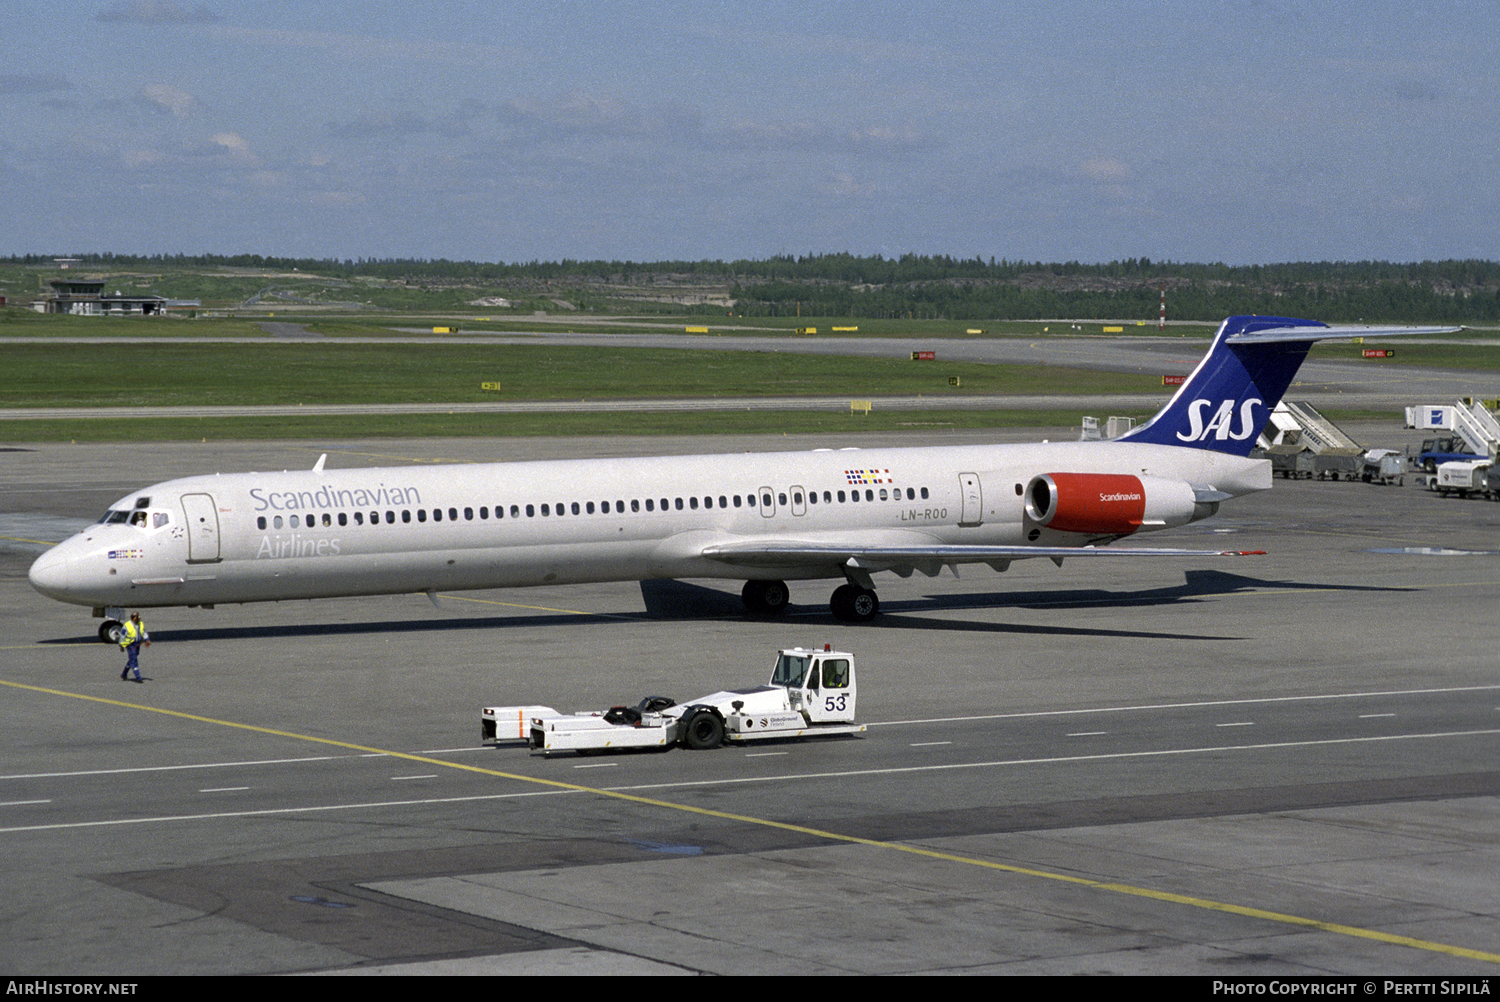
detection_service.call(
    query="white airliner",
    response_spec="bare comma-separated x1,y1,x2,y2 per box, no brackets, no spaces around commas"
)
29,315,1452,641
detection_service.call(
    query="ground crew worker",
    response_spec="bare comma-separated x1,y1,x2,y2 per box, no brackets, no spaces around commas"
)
119,612,150,682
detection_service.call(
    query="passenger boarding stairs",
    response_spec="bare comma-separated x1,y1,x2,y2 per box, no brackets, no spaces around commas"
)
1452,399,1500,459
1404,399,1500,460
1258,401,1366,480
1260,401,1361,452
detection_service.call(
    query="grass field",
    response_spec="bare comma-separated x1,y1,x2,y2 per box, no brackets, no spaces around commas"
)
2,303,1491,442
3,341,1157,409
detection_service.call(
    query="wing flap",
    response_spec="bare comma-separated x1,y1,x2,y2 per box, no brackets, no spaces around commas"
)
701,540,1265,569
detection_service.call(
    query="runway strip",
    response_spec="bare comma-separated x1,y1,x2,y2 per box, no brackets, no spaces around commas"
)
5,675,1498,967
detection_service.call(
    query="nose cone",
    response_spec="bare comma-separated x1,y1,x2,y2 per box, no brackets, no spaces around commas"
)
28,545,80,604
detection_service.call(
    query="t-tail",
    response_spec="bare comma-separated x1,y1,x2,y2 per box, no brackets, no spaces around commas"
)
1119,314,1460,457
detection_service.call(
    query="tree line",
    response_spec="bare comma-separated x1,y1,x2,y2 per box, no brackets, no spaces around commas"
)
7,252,1498,322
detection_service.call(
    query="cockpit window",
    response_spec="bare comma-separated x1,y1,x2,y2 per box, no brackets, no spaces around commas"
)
153,512,170,529
101,510,131,524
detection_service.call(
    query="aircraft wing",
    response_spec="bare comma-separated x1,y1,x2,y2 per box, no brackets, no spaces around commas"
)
700,539,1264,576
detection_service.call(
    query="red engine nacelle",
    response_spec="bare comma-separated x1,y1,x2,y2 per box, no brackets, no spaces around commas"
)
1024,473,1201,535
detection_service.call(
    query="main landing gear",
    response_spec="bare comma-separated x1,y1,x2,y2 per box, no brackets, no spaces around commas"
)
741,579,790,617
739,579,881,623
830,583,879,622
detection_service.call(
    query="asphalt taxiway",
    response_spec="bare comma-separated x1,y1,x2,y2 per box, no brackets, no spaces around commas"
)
2,426,1499,975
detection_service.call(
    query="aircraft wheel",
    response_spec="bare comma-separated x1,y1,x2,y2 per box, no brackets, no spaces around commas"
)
741,579,789,616
831,584,879,622
681,709,724,750
98,619,123,645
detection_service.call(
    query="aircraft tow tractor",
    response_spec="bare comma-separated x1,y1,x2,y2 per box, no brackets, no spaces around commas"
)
482,645,866,756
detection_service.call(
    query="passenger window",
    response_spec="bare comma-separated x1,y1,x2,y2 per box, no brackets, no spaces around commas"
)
418,510,428,522
690,497,699,510
354,512,364,525
570,502,579,515
646,499,655,512
675,498,684,510
257,516,267,529
401,510,411,523
587,501,595,514
879,489,888,501
385,511,395,523
921,487,929,499
290,515,300,528
338,512,347,526
631,500,640,512
274,516,284,529
467,507,475,520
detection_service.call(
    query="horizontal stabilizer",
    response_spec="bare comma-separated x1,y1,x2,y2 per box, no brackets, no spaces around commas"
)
1225,324,1459,344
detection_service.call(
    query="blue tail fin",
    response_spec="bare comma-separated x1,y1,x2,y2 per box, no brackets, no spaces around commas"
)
1119,315,1328,456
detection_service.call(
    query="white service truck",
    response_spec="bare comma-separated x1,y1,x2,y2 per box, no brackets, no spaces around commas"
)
482,645,866,756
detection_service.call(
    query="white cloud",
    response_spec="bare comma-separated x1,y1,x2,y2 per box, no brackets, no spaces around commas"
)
138,83,199,117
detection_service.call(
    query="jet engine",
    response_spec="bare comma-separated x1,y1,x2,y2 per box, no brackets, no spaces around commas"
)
1023,473,1206,535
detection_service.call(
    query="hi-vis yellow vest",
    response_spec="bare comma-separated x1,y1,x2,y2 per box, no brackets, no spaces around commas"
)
120,620,144,648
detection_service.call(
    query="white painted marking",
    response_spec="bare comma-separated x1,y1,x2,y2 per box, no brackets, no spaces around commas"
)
745,751,789,757
1359,713,1396,719
0,753,374,781
572,762,618,770
0,789,580,833
1066,732,1107,737
1,799,52,806
391,774,438,781
199,787,249,793
0,748,488,782
1216,722,1255,728
869,685,1500,728
605,729,1500,795
11,728,1497,834
909,741,953,747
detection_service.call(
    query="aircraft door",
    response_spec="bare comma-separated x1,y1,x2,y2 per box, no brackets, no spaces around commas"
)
758,486,776,518
790,485,806,516
180,493,221,562
959,472,983,527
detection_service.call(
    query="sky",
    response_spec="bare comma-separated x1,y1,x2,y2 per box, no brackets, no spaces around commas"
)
2,0,1496,266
